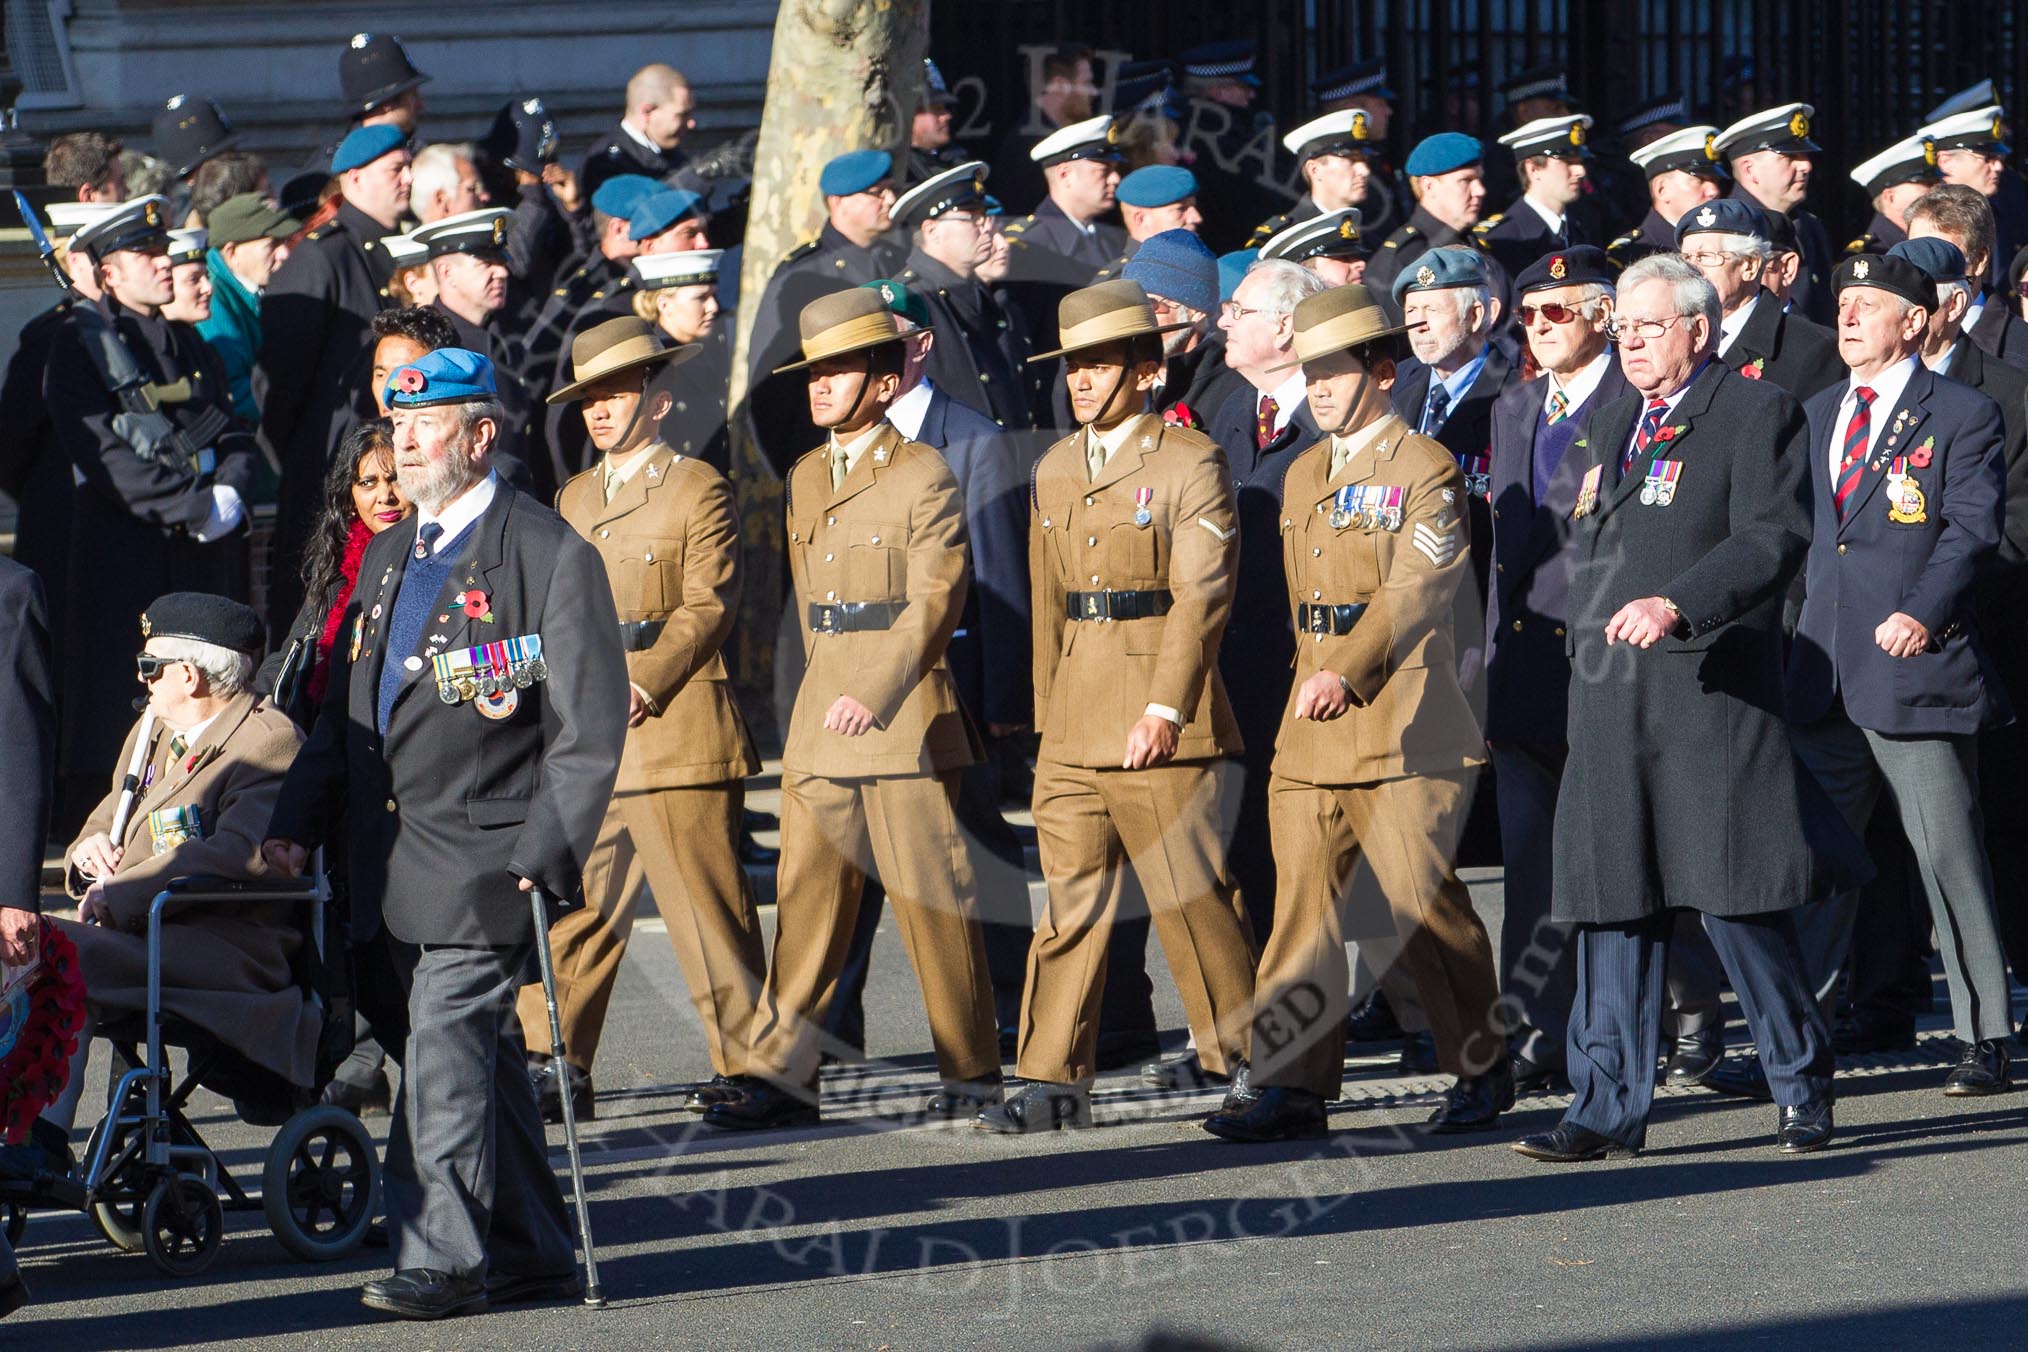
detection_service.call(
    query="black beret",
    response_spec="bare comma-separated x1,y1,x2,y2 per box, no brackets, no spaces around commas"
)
1833,253,1934,312
1514,244,1614,294
140,592,264,655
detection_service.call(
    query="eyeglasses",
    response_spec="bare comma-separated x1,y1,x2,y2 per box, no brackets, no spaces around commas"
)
933,212,989,230
1681,250,1740,269
136,653,187,681
1604,315,1690,344
1221,301,1280,322
1518,301,1587,326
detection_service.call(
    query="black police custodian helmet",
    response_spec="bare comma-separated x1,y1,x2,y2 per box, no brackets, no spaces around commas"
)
341,32,430,117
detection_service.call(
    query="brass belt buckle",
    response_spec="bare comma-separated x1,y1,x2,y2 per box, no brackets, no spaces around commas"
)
819,607,836,633
1084,593,1100,619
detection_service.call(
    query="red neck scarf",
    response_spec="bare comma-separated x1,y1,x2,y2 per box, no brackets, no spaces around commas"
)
310,519,374,703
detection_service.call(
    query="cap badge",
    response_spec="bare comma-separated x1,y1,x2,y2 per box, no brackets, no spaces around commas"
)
1789,110,1810,139
490,218,507,245
1924,138,1939,166
139,614,152,638
1104,119,1121,145
144,200,162,227
1548,255,1566,279
1338,218,1356,240
1853,259,1870,279
1703,132,1719,160
1569,123,1586,146
165,94,186,111
522,97,544,115
1351,110,1370,140
350,32,371,49
1415,264,1436,287
1696,206,1717,227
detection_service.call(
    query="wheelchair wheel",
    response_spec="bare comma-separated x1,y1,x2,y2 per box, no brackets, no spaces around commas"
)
262,1105,379,1262
84,1116,147,1254
141,1173,223,1277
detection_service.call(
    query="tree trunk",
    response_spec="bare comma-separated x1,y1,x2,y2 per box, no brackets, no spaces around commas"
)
725,0,927,745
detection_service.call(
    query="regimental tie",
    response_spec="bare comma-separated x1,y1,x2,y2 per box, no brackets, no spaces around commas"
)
1255,393,1279,450
1833,386,1877,520
1545,388,1570,425
1329,436,1355,480
830,441,851,490
1086,429,1107,481
414,520,443,561
1421,383,1451,435
1623,398,1668,475
603,464,622,503
167,733,188,761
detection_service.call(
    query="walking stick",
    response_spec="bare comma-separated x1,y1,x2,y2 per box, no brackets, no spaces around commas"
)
529,883,606,1308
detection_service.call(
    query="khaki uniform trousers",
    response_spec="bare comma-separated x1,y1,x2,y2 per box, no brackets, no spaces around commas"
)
515,781,763,1078
750,769,999,1088
1252,770,1504,1098
1018,757,1257,1085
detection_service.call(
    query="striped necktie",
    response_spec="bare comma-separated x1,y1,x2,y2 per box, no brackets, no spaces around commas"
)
1833,387,1877,519
168,733,188,761
1422,383,1451,435
1546,388,1569,425
1622,398,1667,475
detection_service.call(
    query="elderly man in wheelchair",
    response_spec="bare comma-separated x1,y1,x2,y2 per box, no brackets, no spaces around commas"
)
1,594,379,1275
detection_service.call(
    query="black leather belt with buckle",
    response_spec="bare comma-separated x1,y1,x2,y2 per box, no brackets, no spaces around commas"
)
1296,602,1367,635
619,619,666,652
1064,589,1175,621
808,601,903,633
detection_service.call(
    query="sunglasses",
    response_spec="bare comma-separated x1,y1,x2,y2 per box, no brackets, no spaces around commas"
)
1518,301,1586,326
136,653,187,681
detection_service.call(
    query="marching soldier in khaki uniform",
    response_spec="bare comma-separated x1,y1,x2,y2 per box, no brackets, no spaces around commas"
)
704,289,1001,1131
516,316,764,1122
1203,285,1512,1144
978,279,1257,1135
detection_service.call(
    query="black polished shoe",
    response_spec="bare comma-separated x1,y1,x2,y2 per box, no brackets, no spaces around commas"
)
360,1268,490,1321
1141,1051,1230,1091
1776,1099,1834,1153
533,1057,595,1124
0,1274,28,1319
701,1080,820,1131
1510,1052,1569,1096
1203,1085,1327,1143
1396,1030,1438,1075
1662,1033,1724,1087
363,1220,389,1250
1427,1059,1516,1134
1943,1039,2013,1096
1346,990,1404,1042
1512,1121,1635,1163
924,1078,1005,1118
486,1269,583,1305
321,1070,392,1115
1832,1014,1917,1056
975,1080,1091,1133
1216,1060,1256,1112
1701,1055,1774,1102
682,1074,749,1113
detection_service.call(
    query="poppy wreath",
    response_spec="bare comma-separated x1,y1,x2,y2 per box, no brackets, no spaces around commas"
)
0,918,87,1144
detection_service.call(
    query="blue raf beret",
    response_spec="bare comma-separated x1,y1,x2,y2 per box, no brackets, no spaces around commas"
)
1123,229,1219,317
385,347,499,409
819,149,893,198
1674,196,1769,245
331,123,407,175
1217,249,1258,304
1390,245,1489,302
1117,165,1198,209
591,173,659,221
1514,244,1615,294
628,189,704,242
1888,236,1967,284
1404,132,1483,179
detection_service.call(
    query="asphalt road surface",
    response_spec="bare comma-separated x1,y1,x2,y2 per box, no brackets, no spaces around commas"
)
10,784,2028,1350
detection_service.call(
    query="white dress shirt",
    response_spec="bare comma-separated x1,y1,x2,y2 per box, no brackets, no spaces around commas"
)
417,471,500,555
1830,355,1918,485
1717,292,1759,358
886,378,936,441
1545,350,1612,419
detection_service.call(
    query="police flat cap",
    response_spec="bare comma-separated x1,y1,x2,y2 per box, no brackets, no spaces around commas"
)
1888,236,1967,284
331,124,407,175
1629,125,1726,179
1282,110,1382,161
1714,102,1819,158
1122,229,1219,317
1405,132,1483,178
1617,93,1688,139
1850,134,1941,196
1497,114,1593,162
385,347,499,408
1499,64,1570,103
1390,244,1489,302
341,32,430,116
893,160,990,227
1029,115,1125,167
1833,253,1935,312
1312,57,1392,103
1514,245,1614,294
207,193,295,246
1674,197,1770,245
1178,40,1259,85
627,190,705,242
482,96,559,173
818,149,893,197
634,248,724,291
152,94,237,180
410,207,514,261
1259,208,1366,264
1116,165,1197,209
142,593,263,655
72,195,170,259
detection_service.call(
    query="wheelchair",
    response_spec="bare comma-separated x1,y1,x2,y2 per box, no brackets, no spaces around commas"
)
0,860,381,1277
